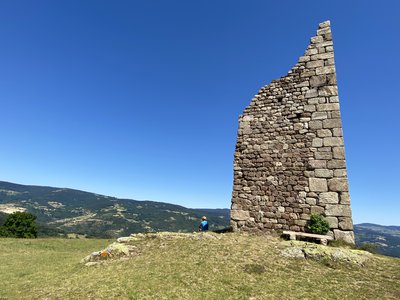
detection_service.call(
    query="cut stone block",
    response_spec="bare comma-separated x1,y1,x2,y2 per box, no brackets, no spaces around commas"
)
325,217,338,228
334,230,355,244
319,192,339,204
311,112,328,120
339,217,354,230
311,205,325,214
308,160,327,169
340,192,351,204
323,137,344,147
327,160,346,169
323,118,342,129
333,147,345,159
325,204,351,217
309,178,328,192
315,169,333,178
317,103,340,111
231,210,250,221
310,75,327,87
328,178,349,192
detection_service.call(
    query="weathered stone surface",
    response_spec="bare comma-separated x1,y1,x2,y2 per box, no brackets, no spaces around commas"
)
319,20,330,28
309,120,323,129
298,56,311,63
312,138,323,147
334,230,355,244
327,160,347,169
319,192,339,204
311,206,325,214
323,137,344,147
315,152,332,160
316,66,336,75
306,60,324,69
81,241,139,265
305,89,318,98
303,105,315,113
306,198,317,205
312,112,327,120
281,246,305,259
325,217,338,228
281,240,371,265
309,178,328,192
309,160,327,169
325,204,351,217
231,210,250,221
340,192,351,204
334,169,347,177
339,217,354,230
315,169,333,178
230,21,353,242
328,178,349,191
310,75,327,87
323,118,342,129
333,147,345,159
315,52,334,60
317,103,340,111
332,128,343,137
317,129,332,137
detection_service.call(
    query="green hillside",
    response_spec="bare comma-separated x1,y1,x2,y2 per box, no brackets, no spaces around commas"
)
2,180,400,260
0,233,399,299
0,181,229,237
354,223,400,258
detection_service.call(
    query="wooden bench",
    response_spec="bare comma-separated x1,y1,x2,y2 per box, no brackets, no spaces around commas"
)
282,230,333,246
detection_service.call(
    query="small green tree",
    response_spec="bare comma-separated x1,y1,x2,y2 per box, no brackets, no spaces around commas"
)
306,213,330,235
0,212,38,238
0,225,9,237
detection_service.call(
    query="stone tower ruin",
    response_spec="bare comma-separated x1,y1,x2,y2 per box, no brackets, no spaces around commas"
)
230,21,354,244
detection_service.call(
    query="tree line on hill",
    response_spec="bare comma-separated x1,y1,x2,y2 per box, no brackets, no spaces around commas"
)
0,211,38,238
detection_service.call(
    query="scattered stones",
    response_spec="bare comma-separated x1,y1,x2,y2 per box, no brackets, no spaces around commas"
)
230,20,354,243
81,232,222,266
281,246,305,259
280,241,370,265
81,242,139,266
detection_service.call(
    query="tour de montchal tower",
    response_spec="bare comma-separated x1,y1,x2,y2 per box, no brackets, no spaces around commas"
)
230,21,354,243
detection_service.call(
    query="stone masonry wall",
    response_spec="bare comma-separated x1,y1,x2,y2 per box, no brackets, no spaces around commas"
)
230,21,354,244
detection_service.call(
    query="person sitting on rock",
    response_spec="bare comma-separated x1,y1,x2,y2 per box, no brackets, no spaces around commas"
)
198,216,209,232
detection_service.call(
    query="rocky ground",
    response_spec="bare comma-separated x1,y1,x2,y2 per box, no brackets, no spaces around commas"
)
81,231,372,267
1,232,399,299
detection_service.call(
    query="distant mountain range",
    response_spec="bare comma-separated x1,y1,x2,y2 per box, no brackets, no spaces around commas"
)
1,180,399,258
354,223,400,258
0,181,229,238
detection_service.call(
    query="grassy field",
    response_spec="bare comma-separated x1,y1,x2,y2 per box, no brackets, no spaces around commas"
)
0,233,399,299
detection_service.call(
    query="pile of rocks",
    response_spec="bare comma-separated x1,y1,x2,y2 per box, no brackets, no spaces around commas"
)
231,21,354,243
81,240,139,266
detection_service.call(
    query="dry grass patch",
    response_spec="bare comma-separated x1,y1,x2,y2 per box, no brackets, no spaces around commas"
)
0,233,399,299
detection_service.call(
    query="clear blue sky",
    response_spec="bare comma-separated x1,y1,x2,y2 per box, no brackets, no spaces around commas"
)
1,1,399,225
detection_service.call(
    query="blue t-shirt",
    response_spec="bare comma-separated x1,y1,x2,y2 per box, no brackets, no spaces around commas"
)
200,220,209,231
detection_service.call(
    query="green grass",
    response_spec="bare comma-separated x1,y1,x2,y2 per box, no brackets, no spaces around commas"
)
0,234,399,299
